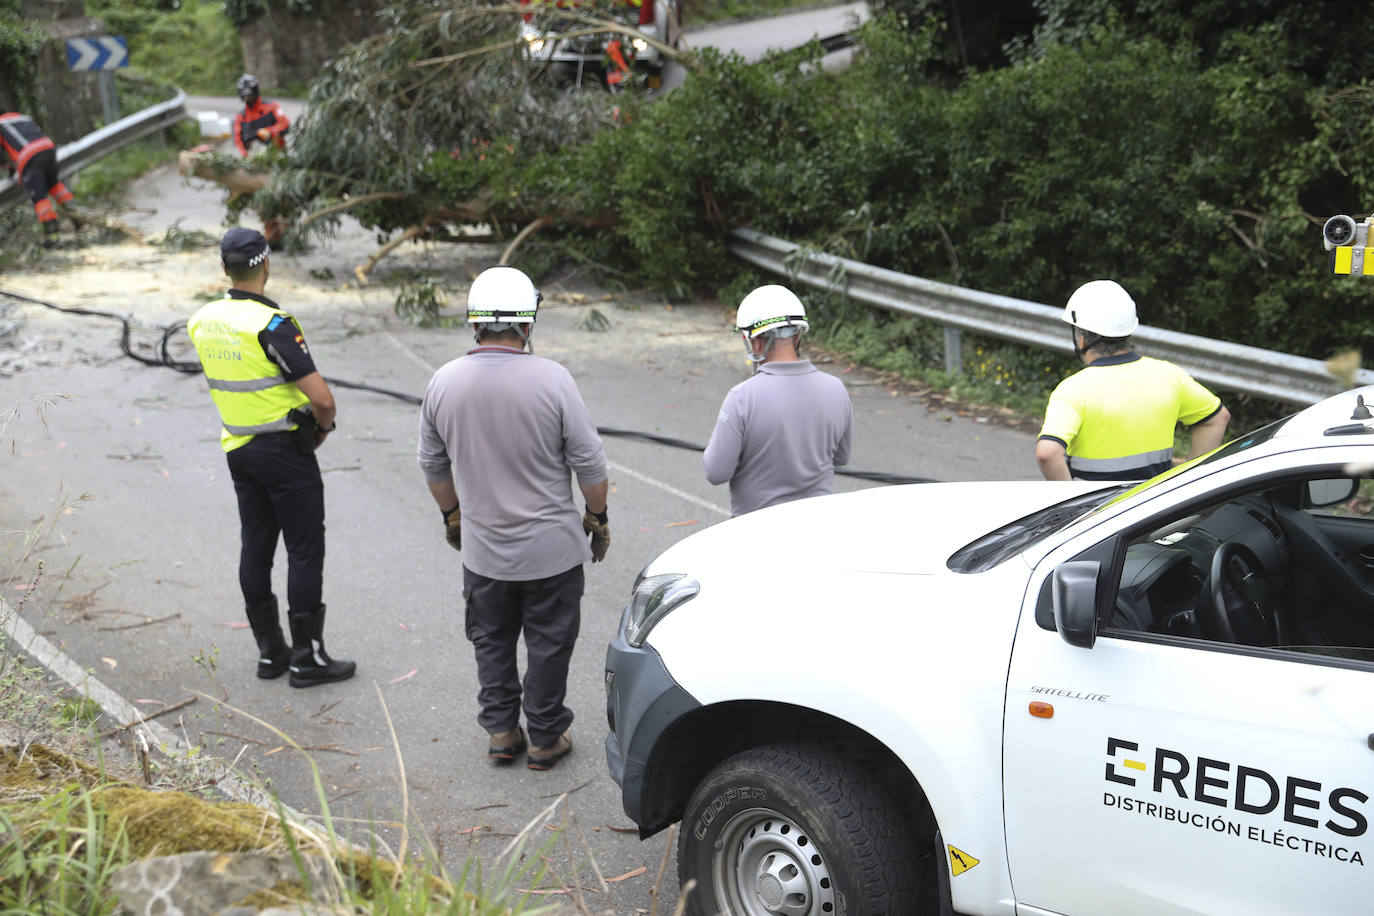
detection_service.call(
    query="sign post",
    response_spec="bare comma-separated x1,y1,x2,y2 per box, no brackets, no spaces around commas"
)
65,36,130,124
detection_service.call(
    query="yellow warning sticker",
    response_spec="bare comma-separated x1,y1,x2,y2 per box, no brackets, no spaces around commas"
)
948,845,980,877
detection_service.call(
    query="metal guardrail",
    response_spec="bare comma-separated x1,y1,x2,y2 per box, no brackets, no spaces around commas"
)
0,88,188,214
729,227,1374,406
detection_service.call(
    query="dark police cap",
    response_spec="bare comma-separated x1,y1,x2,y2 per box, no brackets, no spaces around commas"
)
221,227,269,268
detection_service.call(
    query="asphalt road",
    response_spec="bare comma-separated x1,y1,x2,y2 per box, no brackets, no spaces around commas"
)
0,9,1040,911
0,213,1036,909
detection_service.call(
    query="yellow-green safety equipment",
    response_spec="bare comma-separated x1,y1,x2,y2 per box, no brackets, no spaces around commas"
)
1039,354,1221,480
187,297,309,452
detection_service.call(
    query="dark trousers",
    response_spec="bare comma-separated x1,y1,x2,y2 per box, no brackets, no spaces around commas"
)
20,148,72,219
226,433,325,616
462,564,584,749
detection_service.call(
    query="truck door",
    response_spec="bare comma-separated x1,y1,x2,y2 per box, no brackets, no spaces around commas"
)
1001,514,1372,914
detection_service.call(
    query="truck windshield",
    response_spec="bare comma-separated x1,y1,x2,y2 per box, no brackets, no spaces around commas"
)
946,487,1124,573
946,416,1289,574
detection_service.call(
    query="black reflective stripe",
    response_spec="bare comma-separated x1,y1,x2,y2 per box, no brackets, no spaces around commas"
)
468,309,536,321
1069,449,1172,473
1069,461,1169,482
740,313,807,333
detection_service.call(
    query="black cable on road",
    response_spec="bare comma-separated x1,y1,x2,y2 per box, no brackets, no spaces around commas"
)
596,427,935,485
0,286,202,374
1,287,936,486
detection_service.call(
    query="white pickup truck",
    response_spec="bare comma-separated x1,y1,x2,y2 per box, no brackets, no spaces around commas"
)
604,385,1373,916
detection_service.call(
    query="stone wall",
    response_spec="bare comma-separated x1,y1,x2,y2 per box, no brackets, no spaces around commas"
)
2,0,109,142
238,0,389,90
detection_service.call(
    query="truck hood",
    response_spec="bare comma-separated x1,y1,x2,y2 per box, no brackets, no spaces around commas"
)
648,480,1109,577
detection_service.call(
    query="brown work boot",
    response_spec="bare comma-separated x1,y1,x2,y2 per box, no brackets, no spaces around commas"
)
488,727,527,763
527,730,572,771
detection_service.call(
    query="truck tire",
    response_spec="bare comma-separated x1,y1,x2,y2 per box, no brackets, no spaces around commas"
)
678,743,920,916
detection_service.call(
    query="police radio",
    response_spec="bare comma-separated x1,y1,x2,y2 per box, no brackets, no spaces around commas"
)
1324,213,1372,276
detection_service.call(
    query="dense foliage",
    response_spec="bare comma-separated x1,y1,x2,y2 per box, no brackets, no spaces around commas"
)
0,0,51,115
252,0,645,240
86,0,242,93
247,0,1374,374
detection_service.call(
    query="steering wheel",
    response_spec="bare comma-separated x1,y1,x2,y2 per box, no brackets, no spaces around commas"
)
1206,541,1280,646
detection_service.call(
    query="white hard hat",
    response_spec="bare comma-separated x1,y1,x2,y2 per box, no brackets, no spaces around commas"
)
735,285,810,338
467,267,540,324
1062,279,1138,338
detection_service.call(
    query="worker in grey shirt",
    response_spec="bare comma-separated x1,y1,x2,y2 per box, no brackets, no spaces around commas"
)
703,284,853,516
417,266,609,772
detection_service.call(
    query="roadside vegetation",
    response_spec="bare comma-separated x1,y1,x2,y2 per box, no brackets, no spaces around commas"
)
204,0,1370,430
87,0,243,95
7,0,1370,426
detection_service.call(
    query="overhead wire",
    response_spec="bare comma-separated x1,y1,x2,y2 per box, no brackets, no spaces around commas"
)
0,287,936,486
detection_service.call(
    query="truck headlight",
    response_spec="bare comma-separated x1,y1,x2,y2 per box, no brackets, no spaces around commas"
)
625,572,699,647
631,36,649,53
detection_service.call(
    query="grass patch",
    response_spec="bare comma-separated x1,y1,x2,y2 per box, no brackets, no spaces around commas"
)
86,0,243,95
0,394,689,915
71,117,200,204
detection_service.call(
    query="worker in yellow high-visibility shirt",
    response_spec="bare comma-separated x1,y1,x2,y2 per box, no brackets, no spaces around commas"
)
1036,280,1231,482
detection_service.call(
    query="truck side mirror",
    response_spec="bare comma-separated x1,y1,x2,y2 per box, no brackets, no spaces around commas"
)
1052,561,1101,649
1305,477,1359,508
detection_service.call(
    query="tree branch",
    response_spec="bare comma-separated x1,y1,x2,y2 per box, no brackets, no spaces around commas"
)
355,224,427,285
501,215,553,264
299,192,409,228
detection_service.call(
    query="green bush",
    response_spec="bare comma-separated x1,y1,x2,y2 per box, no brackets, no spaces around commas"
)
87,0,242,93
264,3,1374,376
0,0,49,116
73,119,200,201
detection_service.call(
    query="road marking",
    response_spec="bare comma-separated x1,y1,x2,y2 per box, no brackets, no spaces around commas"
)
383,330,442,375
609,459,729,518
384,330,731,518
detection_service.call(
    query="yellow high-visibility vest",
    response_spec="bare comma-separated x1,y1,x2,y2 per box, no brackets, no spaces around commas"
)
1039,353,1222,480
187,295,309,452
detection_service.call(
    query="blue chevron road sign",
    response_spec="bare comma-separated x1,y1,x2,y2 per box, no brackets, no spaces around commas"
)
65,36,129,72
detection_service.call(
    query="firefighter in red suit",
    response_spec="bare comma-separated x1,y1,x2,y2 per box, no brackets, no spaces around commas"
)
1,113,76,248
233,74,290,157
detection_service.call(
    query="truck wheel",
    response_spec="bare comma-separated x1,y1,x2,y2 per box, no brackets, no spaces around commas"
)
678,744,920,916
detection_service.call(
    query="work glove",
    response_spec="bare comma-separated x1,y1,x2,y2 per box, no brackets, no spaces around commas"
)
583,508,610,563
256,128,272,141
442,504,461,552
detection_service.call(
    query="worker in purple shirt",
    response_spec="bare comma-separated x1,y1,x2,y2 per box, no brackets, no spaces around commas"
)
417,266,609,772
703,285,854,516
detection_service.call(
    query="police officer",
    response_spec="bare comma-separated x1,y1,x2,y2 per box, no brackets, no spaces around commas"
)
1036,279,1231,481
1,112,76,248
232,74,290,157
417,266,609,771
703,284,854,516
187,228,355,687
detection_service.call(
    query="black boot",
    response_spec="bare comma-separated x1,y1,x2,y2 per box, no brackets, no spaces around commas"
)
245,597,290,679
41,221,58,249
287,605,356,688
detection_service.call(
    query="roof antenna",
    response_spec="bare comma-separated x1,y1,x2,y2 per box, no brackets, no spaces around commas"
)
1353,394,1372,420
